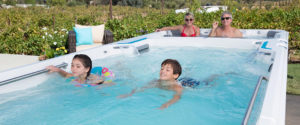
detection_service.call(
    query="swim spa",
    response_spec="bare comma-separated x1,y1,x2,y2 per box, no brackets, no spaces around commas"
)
0,29,288,125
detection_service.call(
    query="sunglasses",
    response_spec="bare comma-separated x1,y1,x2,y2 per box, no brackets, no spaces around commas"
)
221,17,231,20
185,18,193,22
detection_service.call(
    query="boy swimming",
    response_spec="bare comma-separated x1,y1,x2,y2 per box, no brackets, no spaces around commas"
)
118,59,183,110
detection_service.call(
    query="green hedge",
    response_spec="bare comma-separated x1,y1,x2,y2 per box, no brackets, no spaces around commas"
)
0,5,162,57
106,8,300,49
0,6,299,57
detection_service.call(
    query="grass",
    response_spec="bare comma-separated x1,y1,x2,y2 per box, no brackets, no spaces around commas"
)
287,64,300,95
289,49,300,62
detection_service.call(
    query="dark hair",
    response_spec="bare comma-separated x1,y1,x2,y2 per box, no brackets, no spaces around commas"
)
73,54,92,80
161,59,182,80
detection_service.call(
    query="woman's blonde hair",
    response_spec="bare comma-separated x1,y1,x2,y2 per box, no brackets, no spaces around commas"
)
185,12,194,19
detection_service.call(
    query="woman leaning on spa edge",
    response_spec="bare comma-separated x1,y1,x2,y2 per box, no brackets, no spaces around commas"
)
155,12,200,37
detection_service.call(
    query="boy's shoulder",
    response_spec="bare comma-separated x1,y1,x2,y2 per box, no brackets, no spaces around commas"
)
171,82,183,92
166,80,183,90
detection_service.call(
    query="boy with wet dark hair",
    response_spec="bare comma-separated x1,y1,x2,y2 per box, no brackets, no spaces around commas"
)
160,59,182,80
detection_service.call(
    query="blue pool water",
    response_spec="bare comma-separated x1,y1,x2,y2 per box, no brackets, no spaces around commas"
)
0,47,271,125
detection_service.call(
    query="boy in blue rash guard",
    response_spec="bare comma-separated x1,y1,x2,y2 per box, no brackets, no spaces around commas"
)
179,77,201,88
179,72,237,88
118,59,183,110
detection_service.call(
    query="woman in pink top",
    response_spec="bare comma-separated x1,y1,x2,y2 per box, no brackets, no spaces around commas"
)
155,12,200,37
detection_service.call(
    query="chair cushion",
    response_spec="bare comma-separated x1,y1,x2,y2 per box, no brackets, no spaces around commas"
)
76,43,103,52
73,27,93,46
75,24,105,43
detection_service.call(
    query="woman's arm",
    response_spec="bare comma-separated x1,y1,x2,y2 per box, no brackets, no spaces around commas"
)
46,65,72,78
159,85,182,110
156,25,183,32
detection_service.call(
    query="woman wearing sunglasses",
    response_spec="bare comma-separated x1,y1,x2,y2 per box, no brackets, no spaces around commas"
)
155,12,200,37
208,11,242,38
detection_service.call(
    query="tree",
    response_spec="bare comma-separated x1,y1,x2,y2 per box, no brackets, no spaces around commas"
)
109,0,112,19
5,0,17,5
161,0,164,14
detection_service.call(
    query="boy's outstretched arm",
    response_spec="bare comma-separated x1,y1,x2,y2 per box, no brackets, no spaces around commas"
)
118,83,156,98
118,88,137,98
159,85,182,110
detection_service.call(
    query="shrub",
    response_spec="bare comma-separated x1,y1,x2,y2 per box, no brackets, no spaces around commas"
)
67,1,86,6
77,15,96,25
25,0,36,4
0,6,299,57
5,0,17,5
48,0,67,6
265,3,272,10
